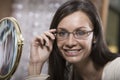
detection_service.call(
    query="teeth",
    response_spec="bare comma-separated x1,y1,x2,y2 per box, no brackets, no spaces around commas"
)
65,50,79,56
66,50,78,52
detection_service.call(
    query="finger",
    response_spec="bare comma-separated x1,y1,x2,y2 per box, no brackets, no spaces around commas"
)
33,36,44,48
31,38,39,47
30,38,41,54
36,36,44,45
42,29,56,46
41,33,50,47
44,31,55,41
49,29,56,33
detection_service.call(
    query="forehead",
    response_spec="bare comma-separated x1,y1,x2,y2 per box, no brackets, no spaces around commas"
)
58,11,93,30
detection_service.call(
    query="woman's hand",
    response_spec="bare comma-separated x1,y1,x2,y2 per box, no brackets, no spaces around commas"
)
28,29,56,75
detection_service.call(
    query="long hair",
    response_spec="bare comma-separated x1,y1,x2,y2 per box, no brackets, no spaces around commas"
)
48,0,119,80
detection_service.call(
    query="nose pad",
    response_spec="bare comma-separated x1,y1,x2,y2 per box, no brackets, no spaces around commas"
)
65,34,77,48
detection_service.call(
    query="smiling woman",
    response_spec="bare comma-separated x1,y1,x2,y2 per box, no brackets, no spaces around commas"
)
56,11,94,63
26,0,120,80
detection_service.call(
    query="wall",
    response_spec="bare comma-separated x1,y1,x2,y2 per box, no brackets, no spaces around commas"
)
0,0,13,19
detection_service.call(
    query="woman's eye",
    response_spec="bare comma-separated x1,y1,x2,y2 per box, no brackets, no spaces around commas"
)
76,31,86,35
58,31,67,36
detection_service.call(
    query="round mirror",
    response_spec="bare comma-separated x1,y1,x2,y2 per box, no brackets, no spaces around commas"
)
0,17,23,80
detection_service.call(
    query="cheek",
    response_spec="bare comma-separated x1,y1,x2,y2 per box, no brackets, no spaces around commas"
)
57,40,64,49
86,41,92,50
82,38,93,52
77,34,93,53
57,41,65,57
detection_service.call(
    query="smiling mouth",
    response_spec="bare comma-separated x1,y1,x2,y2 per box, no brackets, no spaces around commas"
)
64,49,82,56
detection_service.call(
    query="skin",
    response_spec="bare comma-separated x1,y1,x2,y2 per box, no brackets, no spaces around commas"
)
57,11,103,80
29,29,56,75
57,11,93,64
29,11,103,80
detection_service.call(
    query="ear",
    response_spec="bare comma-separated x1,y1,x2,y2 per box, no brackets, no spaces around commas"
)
93,36,96,44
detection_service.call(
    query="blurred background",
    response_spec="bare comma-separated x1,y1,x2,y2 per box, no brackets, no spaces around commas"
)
0,0,119,80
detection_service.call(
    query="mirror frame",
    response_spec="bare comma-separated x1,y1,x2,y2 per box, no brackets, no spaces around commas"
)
0,17,23,80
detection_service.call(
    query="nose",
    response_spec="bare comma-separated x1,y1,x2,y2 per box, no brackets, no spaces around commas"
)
65,34,77,48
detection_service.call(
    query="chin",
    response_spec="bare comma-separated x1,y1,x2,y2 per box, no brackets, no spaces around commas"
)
65,57,82,64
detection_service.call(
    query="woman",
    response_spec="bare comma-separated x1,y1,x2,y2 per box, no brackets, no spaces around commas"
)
26,0,120,80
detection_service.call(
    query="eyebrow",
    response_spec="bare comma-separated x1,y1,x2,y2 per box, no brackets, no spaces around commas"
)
57,28,68,31
57,26,90,30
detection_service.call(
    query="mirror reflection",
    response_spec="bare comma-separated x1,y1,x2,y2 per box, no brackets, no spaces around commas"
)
0,19,17,76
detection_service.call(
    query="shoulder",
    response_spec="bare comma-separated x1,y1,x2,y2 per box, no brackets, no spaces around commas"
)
102,57,120,80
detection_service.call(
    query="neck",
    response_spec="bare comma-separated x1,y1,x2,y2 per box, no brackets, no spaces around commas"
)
73,58,103,80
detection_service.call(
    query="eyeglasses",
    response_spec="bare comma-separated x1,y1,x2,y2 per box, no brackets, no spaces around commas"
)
56,29,93,40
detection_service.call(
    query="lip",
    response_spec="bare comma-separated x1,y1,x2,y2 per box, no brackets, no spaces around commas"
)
63,49,82,56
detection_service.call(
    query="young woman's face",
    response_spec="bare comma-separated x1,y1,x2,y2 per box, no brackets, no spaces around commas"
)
57,11,94,63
